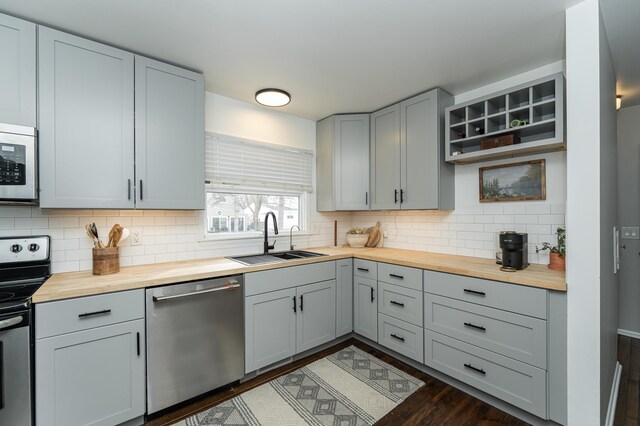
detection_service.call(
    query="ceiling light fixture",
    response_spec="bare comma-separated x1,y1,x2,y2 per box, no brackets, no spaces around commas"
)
255,88,291,107
616,95,622,110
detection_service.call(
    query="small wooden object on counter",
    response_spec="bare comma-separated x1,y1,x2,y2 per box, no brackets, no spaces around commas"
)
92,247,120,275
333,220,337,247
480,134,520,150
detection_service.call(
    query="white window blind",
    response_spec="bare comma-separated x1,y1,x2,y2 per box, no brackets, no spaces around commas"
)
205,133,313,192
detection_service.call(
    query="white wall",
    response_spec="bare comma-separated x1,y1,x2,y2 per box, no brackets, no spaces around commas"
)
351,62,567,264
0,92,350,273
566,0,619,423
617,105,640,335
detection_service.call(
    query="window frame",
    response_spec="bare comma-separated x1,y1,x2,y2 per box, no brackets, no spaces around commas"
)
202,184,311,242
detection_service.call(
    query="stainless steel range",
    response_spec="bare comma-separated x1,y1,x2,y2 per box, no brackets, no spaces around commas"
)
0,236,50,426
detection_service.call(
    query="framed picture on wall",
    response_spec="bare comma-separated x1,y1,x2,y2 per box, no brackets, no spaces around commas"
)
479,159,546,202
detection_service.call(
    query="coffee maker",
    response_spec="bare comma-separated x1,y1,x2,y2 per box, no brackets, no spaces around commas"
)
499,231,528,270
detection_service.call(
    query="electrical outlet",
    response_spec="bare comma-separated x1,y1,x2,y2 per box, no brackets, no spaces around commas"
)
130,228,143,246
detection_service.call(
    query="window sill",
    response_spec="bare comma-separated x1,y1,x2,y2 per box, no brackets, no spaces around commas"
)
199,231,315,243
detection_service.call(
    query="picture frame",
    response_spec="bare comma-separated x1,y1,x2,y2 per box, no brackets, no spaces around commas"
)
479,159,546,202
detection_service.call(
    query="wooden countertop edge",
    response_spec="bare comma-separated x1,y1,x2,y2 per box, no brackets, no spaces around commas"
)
33,247,566,303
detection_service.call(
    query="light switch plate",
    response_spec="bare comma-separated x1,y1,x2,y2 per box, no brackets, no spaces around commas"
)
621,227,639,240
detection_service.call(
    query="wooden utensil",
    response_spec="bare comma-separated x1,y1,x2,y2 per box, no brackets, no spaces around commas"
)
111,225,123,248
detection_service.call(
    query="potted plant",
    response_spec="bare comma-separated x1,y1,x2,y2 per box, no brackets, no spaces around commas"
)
536,227,566,271
346,227,369,248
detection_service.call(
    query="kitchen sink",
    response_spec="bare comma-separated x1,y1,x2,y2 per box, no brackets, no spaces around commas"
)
228,250,326,266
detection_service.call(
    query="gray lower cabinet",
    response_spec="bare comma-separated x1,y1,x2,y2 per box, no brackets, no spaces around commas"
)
244,262,337,373
134,55,205,210
0,12,36,127
245,288,297,373
353,276,377,341
370,89,454,210
296,280,336,353
38,26,135,209
35,290,145,426
336,259,354,337
316,114,370,211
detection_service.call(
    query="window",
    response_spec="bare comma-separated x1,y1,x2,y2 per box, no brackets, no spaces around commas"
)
204,133,312,239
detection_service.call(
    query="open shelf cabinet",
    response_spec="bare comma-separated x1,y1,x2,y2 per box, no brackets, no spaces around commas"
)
445,72,565,164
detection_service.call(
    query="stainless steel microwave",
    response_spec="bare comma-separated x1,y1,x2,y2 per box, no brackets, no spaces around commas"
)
0,123,37,204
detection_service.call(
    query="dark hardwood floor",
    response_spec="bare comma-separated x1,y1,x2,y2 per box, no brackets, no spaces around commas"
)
144,335,640,425
615,335,640,425
145,338,526,426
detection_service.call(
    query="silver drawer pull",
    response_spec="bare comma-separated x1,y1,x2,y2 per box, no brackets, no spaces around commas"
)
390,300,405,308
78,309,111,318
153,283,240,302
464,363,486,375
463,322,486,332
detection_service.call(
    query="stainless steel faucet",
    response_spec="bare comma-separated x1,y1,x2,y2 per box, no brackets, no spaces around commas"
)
289,225,300,251
263,211,278,254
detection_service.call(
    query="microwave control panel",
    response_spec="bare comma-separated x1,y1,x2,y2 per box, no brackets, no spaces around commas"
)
0,143,26,186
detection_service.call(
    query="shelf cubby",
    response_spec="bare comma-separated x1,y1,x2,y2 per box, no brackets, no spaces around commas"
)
467,102,485,120
508,88,530,109
532,80,555,104
445,72,565,164
487,96,506,115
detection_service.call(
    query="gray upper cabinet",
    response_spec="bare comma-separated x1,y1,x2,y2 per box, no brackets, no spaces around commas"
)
134,56,205,210
316,114,370,211
370,104,401,210
38,27,135,209
370,89,454,210
0,13,36,127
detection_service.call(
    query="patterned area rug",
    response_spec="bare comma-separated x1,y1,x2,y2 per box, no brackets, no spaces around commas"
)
175,345,424,425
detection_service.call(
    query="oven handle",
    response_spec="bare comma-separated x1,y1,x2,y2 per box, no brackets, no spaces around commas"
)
0,316,23,331
152,282,240,302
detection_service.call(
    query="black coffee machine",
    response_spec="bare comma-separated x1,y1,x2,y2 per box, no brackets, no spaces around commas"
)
499,231,528,271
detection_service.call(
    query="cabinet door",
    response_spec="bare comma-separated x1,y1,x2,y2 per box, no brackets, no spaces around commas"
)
134,56,205,210
334,115,370,210
354,276,378,341
370,104,401,210
36,319,145,426
296,280,336,353
0,13,36,127
400,91,439,209
245,288,296,373
336,259,354,337
38,27,135,209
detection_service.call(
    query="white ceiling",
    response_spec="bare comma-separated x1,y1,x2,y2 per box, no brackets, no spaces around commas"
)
0,0,588,120
601,0,640,110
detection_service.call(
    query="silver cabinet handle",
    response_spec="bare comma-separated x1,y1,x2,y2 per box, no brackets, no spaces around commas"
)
153,282,240,302
0,316,22,330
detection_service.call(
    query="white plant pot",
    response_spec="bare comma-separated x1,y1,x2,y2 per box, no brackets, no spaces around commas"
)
346,233,369,248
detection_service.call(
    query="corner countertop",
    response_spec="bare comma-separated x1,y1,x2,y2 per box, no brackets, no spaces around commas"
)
33,246,566,303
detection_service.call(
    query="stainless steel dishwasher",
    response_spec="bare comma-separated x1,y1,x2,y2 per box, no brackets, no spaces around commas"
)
146,275,244,414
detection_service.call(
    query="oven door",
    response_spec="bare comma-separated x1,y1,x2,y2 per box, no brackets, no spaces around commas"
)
0,310,31,426
0,123,37,202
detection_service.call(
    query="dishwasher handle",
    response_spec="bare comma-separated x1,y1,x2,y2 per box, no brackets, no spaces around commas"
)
152,281,240,303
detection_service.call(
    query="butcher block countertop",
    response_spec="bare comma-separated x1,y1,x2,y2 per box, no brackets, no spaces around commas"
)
33,247,566,303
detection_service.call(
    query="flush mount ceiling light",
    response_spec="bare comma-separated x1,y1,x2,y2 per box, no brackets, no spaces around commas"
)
616,95,622,110
255,88,291,107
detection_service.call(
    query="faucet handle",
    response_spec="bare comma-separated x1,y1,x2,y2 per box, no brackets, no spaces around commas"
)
268,240,276,250
290,244,296,251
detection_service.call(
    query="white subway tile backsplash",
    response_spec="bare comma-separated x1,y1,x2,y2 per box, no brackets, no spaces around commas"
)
525,204,551,215
538,214,565,225
0,218,14,229
15,218,48,229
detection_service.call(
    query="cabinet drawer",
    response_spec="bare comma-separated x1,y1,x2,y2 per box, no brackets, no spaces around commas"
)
353,259,377,279
378,313,423,362
378,282,423,327
245,261,336,296
424,330,546,418
424,271,547,319
378,263,422,291
424,294,547,368
36,290,144,339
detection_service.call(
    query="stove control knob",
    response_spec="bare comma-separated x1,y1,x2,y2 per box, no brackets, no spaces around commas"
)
10,244,23,253
28,243,40,252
